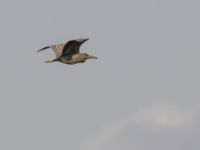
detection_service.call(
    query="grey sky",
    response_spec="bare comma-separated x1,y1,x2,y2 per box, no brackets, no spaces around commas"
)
0,0,200,150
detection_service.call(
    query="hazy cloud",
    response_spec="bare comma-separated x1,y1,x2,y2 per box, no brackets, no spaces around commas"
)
81,101,200,150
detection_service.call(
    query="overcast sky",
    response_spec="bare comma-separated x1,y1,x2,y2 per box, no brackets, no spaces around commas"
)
0,0,200,150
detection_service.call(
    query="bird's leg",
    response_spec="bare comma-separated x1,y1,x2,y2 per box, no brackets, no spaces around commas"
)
45,59,57,63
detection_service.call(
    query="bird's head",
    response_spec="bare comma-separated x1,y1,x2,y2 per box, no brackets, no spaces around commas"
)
86,54,98,60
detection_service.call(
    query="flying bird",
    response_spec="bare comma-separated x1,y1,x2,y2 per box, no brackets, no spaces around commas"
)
37,38,97,64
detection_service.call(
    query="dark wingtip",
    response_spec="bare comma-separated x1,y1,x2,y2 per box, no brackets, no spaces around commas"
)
75,38,89,43
84,38,89,42
37,46,50,53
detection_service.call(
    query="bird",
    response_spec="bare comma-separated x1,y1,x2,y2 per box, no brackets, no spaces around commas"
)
37,38,97,64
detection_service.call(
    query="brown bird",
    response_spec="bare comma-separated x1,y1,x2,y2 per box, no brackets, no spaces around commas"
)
37,38,97,64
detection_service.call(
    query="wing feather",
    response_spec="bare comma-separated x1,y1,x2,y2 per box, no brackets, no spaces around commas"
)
62,38,89,56
50,44,65,58
37,38,88,58
37,44,64,58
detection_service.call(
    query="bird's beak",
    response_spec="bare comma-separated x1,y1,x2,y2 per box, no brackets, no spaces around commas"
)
88,55,98,59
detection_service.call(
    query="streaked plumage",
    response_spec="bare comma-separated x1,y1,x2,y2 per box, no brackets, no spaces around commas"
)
37,38,97,64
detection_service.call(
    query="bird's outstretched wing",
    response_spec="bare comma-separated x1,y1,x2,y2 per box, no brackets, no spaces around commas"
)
62,38,89,56
37,44,65,58
37,38,88,58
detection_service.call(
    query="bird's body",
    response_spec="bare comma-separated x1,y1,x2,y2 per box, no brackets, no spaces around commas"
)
58,53,92,64
37,38,97,64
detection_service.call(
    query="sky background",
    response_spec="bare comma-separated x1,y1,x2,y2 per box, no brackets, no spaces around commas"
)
0,0,200,150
